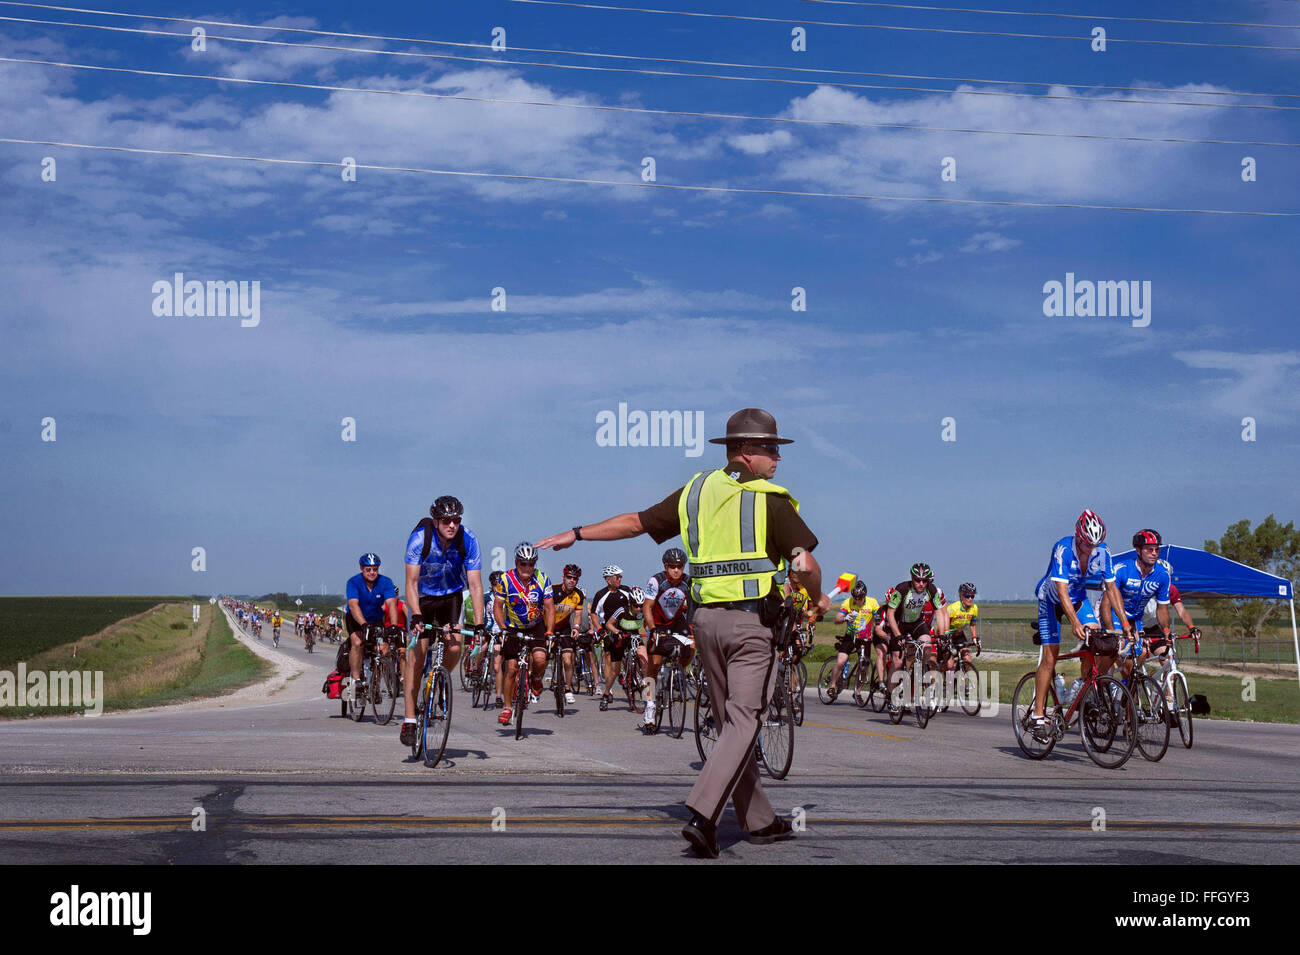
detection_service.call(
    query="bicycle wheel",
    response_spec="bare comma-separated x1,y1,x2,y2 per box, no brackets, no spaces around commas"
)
956,662,981,716
1078,676,1136,769
411,669,429,760
888,670,906,725
851,661,870,709
375,655,399,726
459,649,472,692
667,668,686,739
1011,671,1057,760
470,653,485,709
625,656,646,713
423,669,453,768
788,665,805,727
1132,675,1169,762
514,663,527,740
348,677,366,722
760,684,795,779
817,659,840,704
797,660,808,697
911,661,933,729
694,682,718,763
1172,672,1193,749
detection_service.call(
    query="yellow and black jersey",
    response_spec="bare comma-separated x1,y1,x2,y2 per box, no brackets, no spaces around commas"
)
551,583,586,629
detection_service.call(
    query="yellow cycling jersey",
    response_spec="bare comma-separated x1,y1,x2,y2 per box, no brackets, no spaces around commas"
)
944,600,979,633
841,596,880,633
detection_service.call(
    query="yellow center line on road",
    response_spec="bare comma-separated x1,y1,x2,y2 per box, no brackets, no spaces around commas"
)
6,815,1297,834
801,720,909,741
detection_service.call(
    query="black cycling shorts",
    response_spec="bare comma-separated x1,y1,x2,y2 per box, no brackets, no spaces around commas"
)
834,633,869,656
501,625,549,661
602,632,630,662
418,593,464,632
346,615,384,639
649,632,693,660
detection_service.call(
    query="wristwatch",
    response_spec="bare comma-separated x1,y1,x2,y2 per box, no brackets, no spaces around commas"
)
572,525,584,541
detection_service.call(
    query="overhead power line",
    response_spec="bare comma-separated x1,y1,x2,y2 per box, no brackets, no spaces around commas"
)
801,0,1300,31
1,136,1294,217
505,0,1300,51
6,55,1299,149
1,1,1294,101
3,15,1297,112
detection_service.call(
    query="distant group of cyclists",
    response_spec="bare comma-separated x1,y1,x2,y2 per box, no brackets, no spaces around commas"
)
225,499,1202,757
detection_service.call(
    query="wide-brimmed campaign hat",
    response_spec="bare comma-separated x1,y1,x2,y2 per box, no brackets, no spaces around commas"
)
708,408,794,445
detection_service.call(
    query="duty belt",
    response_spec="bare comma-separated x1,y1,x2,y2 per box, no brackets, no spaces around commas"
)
702,599,762,613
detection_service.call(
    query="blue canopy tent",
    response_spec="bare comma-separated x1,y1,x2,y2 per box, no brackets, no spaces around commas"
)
1088,544,1298,690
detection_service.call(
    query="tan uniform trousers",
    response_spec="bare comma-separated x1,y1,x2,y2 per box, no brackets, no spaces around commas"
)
685,605,778,831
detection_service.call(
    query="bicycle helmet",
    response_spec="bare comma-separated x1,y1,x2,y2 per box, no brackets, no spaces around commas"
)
958,582,977,597
359,552,381,567
430,495,463,519
563,563,582,579
602,564,624,578
910,562,933,582
851,579,868,598
1075,509,1106,545
629,586,646,603
1132,528,1162,549
514,542,536,562
662,547,687,566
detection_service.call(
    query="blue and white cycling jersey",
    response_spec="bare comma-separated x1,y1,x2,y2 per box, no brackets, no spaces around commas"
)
1110,560,1171,620
1034,535,1114,606
404,525,482,597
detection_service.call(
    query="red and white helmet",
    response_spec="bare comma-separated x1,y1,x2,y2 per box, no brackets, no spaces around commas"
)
1075,510,1106,545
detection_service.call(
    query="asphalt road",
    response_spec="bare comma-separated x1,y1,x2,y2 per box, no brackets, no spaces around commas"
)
1,611,1296,864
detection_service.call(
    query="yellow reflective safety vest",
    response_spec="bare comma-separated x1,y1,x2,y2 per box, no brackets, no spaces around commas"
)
677,468,800,604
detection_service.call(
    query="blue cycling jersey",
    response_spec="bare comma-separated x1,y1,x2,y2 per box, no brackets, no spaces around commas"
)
1035,535,1114,606
345,572,398,623
404,525,482,596
1111,559,1171,619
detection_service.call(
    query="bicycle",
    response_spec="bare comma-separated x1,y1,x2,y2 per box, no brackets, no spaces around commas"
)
817,637,875,708
1143,630,1205,749
1011,628,1138,769
409,623,471,767
887,635,939,729
1118,635,1169,762
936,634,981,716
506,628,554,740
468,630,498,711
302,625,313,654
620,633,646,714
572,630,601,696
344,625,400,724
778,638,806,727
646,629,690,738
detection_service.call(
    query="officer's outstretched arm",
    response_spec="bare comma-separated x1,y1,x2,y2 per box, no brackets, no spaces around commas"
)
789,548,828,612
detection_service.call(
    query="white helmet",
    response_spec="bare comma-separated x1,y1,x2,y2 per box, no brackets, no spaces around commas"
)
514,542,537,561
1075,510,1106,545
603,564,624,578
629,586,646,603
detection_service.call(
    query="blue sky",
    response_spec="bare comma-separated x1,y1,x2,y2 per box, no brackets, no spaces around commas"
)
1,0,1298,599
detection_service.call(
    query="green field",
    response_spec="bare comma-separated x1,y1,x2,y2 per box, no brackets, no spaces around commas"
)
0,596,181,668
0,601,270,717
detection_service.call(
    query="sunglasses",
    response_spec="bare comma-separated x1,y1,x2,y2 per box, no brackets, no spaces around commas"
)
437,516,462,525
664,563,685,570
751,443,782,456
516,560,536,567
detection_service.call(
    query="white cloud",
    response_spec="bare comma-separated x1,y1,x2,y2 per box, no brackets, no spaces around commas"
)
728,129,794,155
959,231,1021,253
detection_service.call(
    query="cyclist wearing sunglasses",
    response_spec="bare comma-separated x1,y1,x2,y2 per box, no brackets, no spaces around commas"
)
400,495,484,748
493,542,555,726
551,564,587,705
640,548,694,731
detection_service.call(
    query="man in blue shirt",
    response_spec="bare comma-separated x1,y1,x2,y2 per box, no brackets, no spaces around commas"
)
1028,510,1132,731
346,552,400,692
1106,529,1172,683
400,495,484,747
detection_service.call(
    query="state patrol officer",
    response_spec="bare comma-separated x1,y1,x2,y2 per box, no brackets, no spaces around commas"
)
536,408,830,858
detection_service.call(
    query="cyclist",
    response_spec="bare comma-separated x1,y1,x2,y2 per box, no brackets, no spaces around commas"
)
1105,529,1172,683
345,553,401,697
828,580,879,700
493,543,555,726
640,548,694,731
590,564,633,711
1028,510,1131,733
603,584,647,713
1144,563,1197,661
401,495,484,748
551,563,587,705
939,582,981,669
885,563,948,663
